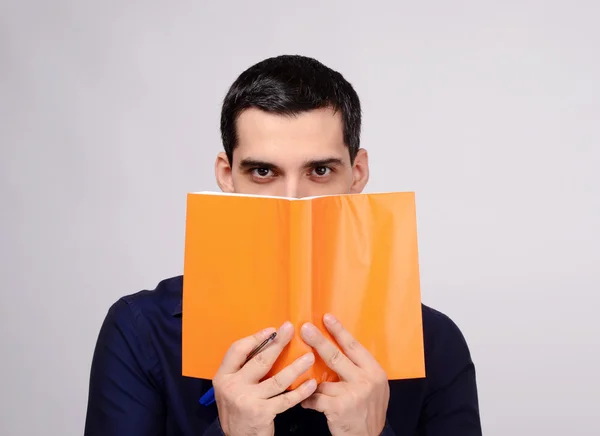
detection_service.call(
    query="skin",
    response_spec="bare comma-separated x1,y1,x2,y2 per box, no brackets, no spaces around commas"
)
215,107,368,198
212,107,389,436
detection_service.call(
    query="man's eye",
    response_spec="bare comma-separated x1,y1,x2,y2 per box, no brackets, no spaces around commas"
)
252,168,272,177
312,166,331,177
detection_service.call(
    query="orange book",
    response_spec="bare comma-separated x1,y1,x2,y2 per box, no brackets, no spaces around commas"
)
182,192,425,388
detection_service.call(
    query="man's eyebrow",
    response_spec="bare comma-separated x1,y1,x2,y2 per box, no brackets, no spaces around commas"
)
238,159,279,170
302,158,345,168
238,157,346,171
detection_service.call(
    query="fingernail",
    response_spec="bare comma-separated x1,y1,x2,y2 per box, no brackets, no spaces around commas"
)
301,323,317,339
304,379,317,390
280,321,293,334
301,352,315,364
323,313,337,325
262,327,276,335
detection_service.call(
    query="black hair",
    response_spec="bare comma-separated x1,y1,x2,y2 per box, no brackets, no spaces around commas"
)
220,54,362,164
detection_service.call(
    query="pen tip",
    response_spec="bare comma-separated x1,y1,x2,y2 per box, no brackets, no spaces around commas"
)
269,332,277,340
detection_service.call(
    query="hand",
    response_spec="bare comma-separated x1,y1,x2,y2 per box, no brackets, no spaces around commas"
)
300,314,390,436
212,322,318,436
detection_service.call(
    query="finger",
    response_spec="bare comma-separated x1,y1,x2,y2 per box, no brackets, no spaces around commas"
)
300,322,358,381
301,393,333,413
323,313,378,370
270,378,318,415
257,352,315,398
218,326,277,375
238,321,294,381
315,381,345,396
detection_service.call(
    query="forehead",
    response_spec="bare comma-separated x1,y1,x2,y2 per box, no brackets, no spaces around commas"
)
233,107,349,165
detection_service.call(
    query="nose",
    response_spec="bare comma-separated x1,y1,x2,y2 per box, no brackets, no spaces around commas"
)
283,178,302,199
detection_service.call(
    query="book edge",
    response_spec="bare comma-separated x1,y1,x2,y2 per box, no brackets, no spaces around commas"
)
187,191,415,200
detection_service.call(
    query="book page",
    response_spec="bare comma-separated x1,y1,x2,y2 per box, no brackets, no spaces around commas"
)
182,194,292,377
310,192,425,381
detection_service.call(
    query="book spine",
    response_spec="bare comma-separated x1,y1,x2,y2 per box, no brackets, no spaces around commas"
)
287,200,314,388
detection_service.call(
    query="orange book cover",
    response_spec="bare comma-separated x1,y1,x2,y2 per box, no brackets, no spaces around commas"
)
181,192,425,388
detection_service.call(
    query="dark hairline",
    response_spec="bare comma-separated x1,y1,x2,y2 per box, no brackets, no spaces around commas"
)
220,55,362,165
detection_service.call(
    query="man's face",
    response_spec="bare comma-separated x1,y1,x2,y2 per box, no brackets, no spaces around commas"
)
215,108,369,198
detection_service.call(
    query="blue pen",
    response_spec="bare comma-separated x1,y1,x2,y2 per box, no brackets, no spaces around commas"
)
199,386,216,406
199,332,277,406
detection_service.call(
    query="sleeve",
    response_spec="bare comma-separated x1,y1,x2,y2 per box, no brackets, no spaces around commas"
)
418,312,482,436
84,299,166,436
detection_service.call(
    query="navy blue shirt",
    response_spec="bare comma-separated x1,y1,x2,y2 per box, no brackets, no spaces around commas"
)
84,276,482,435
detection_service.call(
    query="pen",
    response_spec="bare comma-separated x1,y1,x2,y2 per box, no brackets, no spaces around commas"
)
199,332,277,406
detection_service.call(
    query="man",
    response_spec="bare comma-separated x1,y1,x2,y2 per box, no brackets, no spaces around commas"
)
84,55,482,435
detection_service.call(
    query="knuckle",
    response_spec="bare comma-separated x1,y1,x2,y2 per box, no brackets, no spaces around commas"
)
344,391,357,406
237,396,267,420
358,388,370,403
252,351,270,368
233,393,251,410
346,397,363,414
213,376,234,396
357,378,374,395
279,393,294,409
370,368,388,383
238,402,267,426
340,422,352,432
358,377,372,388
346,338,360,351
271,374,286,391
327,349,342,366
248,403,264,418
327,404,341,421
230,340,244,355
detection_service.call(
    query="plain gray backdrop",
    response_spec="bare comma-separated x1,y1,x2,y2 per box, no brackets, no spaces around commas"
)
1,1,599,435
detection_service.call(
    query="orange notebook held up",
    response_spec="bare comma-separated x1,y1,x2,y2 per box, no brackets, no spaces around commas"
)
182,192,425,389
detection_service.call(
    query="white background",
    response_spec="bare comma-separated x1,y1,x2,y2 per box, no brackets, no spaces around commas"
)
1,1,599,435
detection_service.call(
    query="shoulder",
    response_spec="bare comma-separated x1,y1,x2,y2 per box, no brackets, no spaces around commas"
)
94,275,183,364
421,304,475,384
100,275,183,337
421,304,470,348
110,275,183,319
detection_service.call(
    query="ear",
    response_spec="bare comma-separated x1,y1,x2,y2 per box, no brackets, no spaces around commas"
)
350,148,370,193
215,152,235,193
